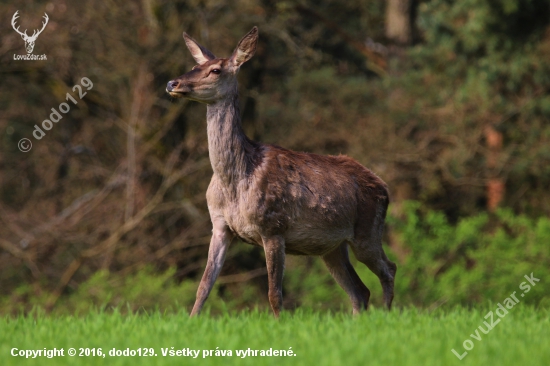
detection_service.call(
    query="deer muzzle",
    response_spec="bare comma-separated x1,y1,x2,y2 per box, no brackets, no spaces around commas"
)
166,80,192,98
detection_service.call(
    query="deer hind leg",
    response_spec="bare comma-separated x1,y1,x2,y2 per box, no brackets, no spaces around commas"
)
360,251,396,310
351,206,397,310
322,242,370,314
350,245,396,309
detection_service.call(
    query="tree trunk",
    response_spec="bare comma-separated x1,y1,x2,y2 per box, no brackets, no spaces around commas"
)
385,0,412,45
484,125,505,211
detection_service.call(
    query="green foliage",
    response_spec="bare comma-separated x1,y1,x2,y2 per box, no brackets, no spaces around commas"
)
399,0,550,215
0,266,266,316
1,308,549,365
417,0,550,89
285,203,550,311
3,204,548,315
391,202,550,307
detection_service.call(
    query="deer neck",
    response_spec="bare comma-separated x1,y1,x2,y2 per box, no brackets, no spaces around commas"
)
206,93,256,189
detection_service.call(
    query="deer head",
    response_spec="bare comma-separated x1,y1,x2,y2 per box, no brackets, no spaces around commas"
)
166,27,258,104
12,11,49,54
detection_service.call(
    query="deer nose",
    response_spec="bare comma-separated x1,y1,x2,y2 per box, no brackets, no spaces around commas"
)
166,80,179,91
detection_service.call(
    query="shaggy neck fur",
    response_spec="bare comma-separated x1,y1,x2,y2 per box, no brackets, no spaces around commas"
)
206,93,258,189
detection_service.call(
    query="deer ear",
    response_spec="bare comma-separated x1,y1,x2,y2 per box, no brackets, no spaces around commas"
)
229,27,258,69
183,32,216,65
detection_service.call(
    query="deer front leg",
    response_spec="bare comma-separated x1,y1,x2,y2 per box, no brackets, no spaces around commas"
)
262,235,285,318
190,224,232,317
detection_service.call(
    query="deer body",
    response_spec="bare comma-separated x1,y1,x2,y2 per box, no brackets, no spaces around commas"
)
167,27,396,317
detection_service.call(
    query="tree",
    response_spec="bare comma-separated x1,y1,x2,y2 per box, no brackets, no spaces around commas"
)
385,0,414,44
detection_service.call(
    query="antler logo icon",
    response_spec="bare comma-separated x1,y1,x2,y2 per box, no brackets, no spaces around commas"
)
11,11,49,54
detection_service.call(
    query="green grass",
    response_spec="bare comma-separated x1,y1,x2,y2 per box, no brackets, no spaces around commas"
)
1,307,548,365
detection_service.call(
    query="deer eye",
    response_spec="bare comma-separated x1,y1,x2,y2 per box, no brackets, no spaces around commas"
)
211,69,221,75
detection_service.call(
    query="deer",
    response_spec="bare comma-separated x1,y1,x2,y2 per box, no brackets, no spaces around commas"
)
166,27,397,317
11,11,49,54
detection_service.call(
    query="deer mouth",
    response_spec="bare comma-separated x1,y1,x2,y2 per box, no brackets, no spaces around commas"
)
166,80,192,98
167,90,186,98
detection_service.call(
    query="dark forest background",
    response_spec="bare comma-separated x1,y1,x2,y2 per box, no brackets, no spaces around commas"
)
1,0,549,314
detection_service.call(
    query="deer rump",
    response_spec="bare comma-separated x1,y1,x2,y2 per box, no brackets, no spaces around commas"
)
210,144,389,256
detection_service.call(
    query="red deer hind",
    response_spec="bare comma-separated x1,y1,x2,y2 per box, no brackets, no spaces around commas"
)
166,27,396,317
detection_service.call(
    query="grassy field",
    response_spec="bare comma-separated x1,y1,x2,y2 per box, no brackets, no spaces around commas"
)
1,307,548,366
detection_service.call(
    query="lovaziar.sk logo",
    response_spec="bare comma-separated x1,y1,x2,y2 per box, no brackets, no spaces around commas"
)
12,10,48,61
